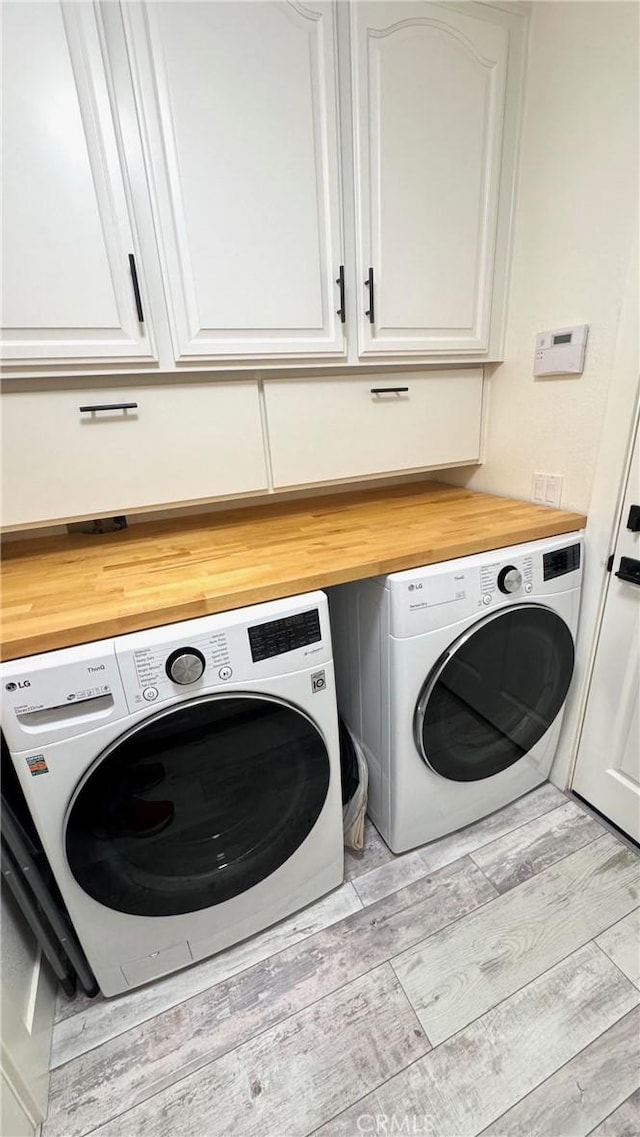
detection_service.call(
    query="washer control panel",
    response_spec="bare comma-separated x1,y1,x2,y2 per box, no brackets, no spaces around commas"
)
114,594,331,713
121,627,232,707
248,609,321,662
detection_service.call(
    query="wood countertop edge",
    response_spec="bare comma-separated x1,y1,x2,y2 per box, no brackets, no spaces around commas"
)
1,505,586,662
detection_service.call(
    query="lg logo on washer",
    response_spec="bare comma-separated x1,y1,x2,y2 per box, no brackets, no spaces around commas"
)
5,680,30,691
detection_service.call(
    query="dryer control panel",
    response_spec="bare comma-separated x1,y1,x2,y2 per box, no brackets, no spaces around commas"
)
480,556,534,601
387,534,584,637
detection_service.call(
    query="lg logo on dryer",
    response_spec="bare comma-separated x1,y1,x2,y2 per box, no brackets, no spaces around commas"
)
5,680,30,691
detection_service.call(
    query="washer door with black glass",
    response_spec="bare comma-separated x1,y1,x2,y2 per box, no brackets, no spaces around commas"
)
414,604,575,782
65,694,330,916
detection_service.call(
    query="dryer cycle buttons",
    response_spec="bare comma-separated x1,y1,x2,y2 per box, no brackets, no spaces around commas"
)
497,566,523,594
165,648,206,685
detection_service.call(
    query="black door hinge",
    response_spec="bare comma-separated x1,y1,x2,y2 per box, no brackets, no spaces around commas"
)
606,554,614,573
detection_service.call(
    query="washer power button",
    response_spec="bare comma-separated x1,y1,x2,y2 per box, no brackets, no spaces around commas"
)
218,666,233,680
143,686,159,701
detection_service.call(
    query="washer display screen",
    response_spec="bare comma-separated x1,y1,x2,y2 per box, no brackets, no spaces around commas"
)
415,605,575,782
65,695,330,916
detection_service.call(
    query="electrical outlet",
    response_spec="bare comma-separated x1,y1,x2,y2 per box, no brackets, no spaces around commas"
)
532,474,563,508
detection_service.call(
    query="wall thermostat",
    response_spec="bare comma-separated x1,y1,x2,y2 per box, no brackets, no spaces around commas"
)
534,324,588,376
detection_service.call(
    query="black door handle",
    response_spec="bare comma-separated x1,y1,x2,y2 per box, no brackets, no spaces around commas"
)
79,403,138,413
370,387,409,395
336,266,346,323
615,556,640,586
128,253,144,323
364,267,374,324
627,505,640,532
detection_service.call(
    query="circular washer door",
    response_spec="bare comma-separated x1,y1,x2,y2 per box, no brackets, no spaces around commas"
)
414,604,575,782
65,694,330,917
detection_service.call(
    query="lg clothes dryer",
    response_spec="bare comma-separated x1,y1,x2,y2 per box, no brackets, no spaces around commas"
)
329,534,583,853
1,592,343,996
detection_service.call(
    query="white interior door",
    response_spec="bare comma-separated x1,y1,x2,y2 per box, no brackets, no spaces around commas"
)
351,1,508,357
572,416,640,841
1,1,155,368
121,1,345,362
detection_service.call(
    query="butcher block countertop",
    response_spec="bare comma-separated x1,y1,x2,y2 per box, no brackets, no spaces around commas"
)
1,482,586,661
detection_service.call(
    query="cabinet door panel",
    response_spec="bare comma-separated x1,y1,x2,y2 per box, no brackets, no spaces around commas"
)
264,371,483,486
1,2,154,367
1,383,268,527
122,1,344,361
352,2,508,356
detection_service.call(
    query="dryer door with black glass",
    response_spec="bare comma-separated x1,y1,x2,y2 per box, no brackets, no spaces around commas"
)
65,694,330,916
414,604,575,782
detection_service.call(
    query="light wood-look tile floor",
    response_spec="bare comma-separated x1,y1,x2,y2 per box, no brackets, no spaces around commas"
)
47,786,640,1137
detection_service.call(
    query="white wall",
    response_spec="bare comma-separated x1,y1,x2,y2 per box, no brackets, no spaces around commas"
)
442,0,639,514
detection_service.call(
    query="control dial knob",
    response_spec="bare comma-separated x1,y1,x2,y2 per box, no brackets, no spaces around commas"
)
497,565,523,594
165,647,206,685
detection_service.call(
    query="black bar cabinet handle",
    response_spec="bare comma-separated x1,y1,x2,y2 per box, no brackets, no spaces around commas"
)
336,265,346,323
370,387,409,395
128,253,144,323
614,556,640,586
365,267,374,324
79,403,138,413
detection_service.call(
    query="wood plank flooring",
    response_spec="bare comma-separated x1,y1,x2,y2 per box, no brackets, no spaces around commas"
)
47,787,640,1137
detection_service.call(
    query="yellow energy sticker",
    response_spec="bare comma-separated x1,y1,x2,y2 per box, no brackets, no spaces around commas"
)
26,755,48,776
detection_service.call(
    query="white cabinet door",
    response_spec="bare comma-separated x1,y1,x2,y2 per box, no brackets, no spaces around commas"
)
351,2,508,357
572,419,640,842
264,370,483,487
119,1,345,363
1,382,268,527
1,2,155,369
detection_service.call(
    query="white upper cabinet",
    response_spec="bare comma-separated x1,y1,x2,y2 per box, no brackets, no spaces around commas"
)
1,0,524,376
351,2,510,357
119,1,345,363
1,1,155,369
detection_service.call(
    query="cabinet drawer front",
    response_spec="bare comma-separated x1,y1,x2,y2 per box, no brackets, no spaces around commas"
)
264,371,483,487
1,383,268,527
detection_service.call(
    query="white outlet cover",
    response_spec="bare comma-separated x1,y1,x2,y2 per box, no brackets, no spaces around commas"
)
545,475,563,507
532,474,546,504
532,473,563,508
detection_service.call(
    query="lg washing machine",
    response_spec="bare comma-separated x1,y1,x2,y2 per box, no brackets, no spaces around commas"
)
329,533,583,853
1,591,343,996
